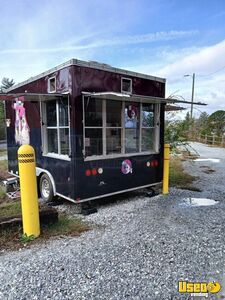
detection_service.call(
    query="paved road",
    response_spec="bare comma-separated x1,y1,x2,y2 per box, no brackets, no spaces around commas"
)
0,142,225,300
188,141,225,159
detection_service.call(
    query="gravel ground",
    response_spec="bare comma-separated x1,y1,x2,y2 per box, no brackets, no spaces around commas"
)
0,142,225,300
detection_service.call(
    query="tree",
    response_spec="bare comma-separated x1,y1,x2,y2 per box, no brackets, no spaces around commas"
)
165,112,191,147
208,110,225,136
196,112,210,135
0,77,15,139
0,77,15,92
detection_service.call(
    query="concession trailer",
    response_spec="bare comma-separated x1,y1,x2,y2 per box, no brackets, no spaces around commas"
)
1,59,203,203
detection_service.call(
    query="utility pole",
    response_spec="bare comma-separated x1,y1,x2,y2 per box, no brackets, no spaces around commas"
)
190,73,195,119
184,73,195,119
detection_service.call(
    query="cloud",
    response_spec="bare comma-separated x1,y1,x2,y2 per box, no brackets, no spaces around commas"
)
0,0,223,117
155,39,225,80
0,30,198,55
127,39,225,116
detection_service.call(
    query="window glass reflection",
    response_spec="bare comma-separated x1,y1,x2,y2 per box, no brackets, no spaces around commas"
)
85,98,102,127
142,104,154,127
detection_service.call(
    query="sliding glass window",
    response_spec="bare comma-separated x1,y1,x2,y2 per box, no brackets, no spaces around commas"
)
83,96,160,159
42,97,70,159
106,101,122,155
84,98,103,156
141,103,155,152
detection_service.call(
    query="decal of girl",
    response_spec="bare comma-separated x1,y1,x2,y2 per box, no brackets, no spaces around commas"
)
121,159,132,174
13,98,30,145
125,105,138,128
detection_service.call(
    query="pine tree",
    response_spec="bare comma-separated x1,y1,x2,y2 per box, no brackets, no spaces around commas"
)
0,77,15,139
0,77,15,92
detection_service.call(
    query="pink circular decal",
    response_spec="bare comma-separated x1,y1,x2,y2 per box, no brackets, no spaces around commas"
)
121,159,132,174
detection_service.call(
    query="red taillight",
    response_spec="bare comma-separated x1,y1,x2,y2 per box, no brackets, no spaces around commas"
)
85,169,91,176
151,160,159,167
92,168,97,176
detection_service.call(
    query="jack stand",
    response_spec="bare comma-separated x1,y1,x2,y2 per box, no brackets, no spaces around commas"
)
81,201,98,215
47,197,65,206
146,187,158,198
1,177,20,199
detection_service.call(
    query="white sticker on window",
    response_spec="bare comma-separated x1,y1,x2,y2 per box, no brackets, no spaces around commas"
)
85,138,90,147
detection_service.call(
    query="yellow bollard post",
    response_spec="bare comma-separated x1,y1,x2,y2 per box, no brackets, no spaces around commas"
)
163,143,170,195
18,145,40,237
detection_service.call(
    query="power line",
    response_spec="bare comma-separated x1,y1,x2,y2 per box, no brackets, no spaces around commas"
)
198,64,225,77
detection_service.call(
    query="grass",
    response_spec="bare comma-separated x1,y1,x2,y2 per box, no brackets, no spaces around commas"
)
0,159,9,180
41,215,89,237
169,157,200,191
0,201,89,251
0,186,7,199
0,157,11,203
0,149,7,157
0,201,21,218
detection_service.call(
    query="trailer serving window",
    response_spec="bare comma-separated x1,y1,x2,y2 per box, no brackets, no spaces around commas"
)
83,96,160,160
41,97,70,160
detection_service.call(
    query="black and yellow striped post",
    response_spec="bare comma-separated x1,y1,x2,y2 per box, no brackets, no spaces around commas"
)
18,145,40,237
163,144,170,195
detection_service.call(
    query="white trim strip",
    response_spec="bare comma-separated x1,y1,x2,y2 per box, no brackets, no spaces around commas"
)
56,182,162,203
75,182,162,203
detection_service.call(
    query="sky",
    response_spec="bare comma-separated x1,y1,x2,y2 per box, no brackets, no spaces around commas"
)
1,0,225,117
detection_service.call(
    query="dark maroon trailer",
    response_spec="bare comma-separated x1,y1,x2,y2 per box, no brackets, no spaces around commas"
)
2,59,171,203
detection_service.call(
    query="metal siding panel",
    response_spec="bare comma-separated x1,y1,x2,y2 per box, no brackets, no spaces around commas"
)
72,65,165,201
75,154,162,200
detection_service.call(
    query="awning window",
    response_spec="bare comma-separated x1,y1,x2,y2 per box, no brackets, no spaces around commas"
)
82,91,207,106
0,93,68,102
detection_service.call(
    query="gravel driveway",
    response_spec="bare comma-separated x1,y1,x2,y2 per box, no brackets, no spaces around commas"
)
0,142,225,300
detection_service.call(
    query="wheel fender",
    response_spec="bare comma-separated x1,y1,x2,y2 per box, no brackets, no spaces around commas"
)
36,167,56,195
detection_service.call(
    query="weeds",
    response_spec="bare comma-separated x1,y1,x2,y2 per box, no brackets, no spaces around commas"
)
0,201,21,218
20,234,36,243
169,157,198,191
0,213,89,252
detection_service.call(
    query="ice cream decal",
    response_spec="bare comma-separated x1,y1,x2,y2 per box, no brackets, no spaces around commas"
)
121,159,132,174
13,98,30,145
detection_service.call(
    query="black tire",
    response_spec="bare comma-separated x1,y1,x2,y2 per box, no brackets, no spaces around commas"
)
39,173,54,202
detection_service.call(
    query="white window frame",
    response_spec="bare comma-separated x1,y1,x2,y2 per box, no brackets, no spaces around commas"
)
41,96,71,161
105,100,123,155
121,77,132,94
83,96,104,157
140,103,159,153
48,76,56,93
82,95,160,161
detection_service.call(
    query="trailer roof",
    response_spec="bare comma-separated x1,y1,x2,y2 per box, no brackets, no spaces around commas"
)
6,59,166,93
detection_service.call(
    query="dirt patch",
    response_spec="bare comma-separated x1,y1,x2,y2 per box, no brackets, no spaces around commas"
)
178,186,202,192
200,166,216,174
180,150,199,160
0,201,90,252
0,215,90,252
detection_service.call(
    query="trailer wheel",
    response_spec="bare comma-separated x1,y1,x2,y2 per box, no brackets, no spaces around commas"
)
39,173,54,202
